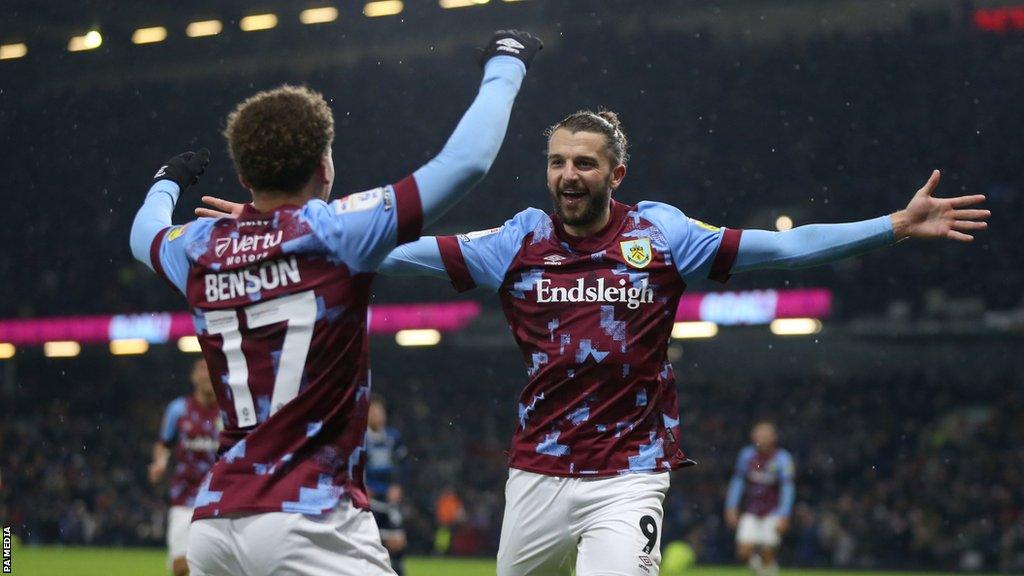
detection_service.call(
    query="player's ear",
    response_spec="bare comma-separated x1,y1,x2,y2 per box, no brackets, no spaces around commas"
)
237,174,252,191
610,163,627,191
318,155,332,184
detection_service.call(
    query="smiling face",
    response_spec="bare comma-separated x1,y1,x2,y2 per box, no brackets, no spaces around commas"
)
545,128,626,236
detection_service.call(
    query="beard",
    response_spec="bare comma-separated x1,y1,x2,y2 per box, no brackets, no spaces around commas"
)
550,177,613,230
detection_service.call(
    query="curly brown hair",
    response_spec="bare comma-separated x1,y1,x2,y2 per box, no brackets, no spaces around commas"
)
223,85,335,194
544,109,630,166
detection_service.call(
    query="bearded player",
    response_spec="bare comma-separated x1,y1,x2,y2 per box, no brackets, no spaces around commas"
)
725,422,794,576
129,31,541,576
200,109,989,575
149,358,220,576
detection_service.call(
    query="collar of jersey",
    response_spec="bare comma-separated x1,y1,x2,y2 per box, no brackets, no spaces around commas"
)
551,199,630,254
240,203,304,219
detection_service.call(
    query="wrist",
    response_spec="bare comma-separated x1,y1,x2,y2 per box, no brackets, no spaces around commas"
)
889,210,911,242
148,179,182,203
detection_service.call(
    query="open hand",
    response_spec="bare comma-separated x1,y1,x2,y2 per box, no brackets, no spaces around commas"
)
195,195,247,219
891,170,990,242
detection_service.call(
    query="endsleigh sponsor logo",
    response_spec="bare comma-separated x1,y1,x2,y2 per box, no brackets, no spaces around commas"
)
536,277,654,310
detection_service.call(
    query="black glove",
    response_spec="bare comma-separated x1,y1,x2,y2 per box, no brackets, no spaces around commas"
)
153,148,210,190
478,30,543,70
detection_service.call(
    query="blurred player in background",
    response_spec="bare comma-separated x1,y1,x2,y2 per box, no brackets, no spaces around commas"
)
148,358,220,576
365,395,409,575
202,108,989,575
130,30,541,576
725,422,795,576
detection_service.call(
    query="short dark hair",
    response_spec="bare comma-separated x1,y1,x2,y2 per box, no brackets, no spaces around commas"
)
223,85,334,194
545,109,630,166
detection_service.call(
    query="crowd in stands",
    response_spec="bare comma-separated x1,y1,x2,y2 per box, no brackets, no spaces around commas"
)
2,10,1021,319
3,348,1020,572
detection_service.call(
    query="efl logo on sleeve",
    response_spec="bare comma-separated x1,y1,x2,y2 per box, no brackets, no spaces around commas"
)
166,224,189,242
689,218,720,232
334,188,384,214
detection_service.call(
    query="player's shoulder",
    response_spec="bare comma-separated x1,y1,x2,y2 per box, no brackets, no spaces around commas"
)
738,445,757,459
776,448,794,463
165,396,188,416
507,206,550,234
459,207,549,246
164,217,217,245
635,201,722,234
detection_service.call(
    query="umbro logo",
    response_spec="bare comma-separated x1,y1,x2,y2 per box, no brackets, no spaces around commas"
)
496,38,525,54
544,254,566,265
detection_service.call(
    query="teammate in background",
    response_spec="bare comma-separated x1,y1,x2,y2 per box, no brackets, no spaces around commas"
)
129,30,541,576
148,358,221,576
201,110,989,575
725,422,795,576
365,395,409,575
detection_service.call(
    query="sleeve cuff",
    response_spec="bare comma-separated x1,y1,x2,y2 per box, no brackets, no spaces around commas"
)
709,228,743,283
436,236,476,293
392,175,423,245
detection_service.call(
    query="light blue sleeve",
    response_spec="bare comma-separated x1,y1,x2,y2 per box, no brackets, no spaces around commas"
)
435,208,548,291
413,56,526,228
378,237,449,279
774,450,796,517
159,397,187,445
304,56,527,273
733,216,895,273
129,180,203,294
303,191,406,273
637,201,734,283
725,446,753,511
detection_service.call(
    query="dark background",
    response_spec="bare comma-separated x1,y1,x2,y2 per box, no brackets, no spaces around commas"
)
1,0,1022,571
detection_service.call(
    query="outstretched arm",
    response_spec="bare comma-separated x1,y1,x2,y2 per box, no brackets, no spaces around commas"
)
378,237,448,279
414,31,540,228
733,170,989,273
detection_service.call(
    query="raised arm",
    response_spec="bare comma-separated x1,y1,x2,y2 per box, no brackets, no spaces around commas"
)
414,30,541,228
129,149,210,270
733,170,989,273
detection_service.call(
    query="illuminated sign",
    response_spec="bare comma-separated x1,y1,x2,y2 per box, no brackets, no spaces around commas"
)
974,7,1024,32
675,288,831,325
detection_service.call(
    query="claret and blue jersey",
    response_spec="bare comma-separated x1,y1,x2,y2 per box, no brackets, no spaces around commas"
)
434,199,742,476
159,395,221,507
147,178,423,520
726,446,796,518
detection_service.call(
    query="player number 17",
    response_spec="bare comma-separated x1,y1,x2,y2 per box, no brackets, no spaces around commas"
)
203,290,317,427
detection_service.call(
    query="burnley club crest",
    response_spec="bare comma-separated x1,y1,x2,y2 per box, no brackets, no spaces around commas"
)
620,238,652,269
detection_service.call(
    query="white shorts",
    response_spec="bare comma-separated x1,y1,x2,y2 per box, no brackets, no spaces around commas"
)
497,468,670,576
736,513,781,547
188,500,395,576
167,506,193,566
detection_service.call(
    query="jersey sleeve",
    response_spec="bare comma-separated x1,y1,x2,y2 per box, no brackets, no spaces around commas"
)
148,218,215,295
725,446,753,510
303,178,423,273
636,201,743,283
776,450,796,517
434,207,547,291
159,397,187,446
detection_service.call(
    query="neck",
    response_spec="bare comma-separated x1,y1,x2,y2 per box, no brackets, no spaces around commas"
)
251,190,315,212
563,204,612,238
194,390,217,407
